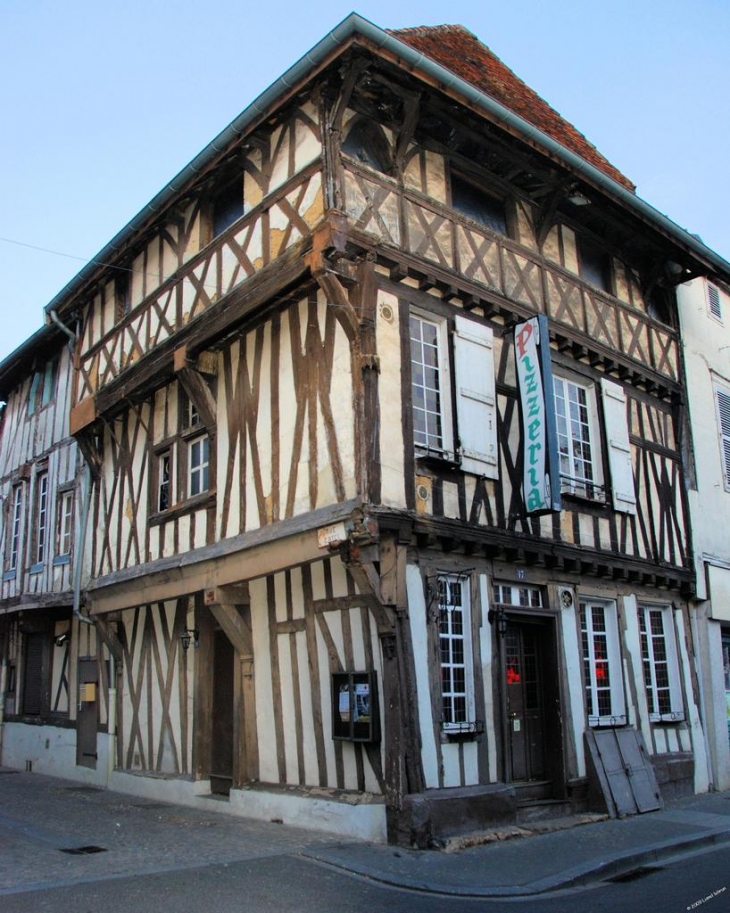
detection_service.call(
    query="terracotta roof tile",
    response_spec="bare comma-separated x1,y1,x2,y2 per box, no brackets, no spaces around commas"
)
391,24,635,192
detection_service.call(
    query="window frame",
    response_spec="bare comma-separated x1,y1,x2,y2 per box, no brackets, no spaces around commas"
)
579,599,626,727
57,488,74,558
150,383,217,519
33,470,49,567
7,484,24,574
187,433,210,499
576,233,613,293
449,168,508,236
341,116,393,175
638,604,685,723
27,357,59,417
211,176,244,240
410,309,455,460
437,573,477,733
553,371,605,502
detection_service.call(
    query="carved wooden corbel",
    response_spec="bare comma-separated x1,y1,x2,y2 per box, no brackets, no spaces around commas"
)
173,344,217,430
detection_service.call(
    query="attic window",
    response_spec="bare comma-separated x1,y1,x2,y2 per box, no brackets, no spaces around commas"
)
450,172,507,235
342,118,392,175
577,235,612,293
212,178,244,238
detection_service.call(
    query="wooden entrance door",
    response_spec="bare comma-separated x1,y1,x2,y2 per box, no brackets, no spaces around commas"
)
210,629,234,795
505,622,546,782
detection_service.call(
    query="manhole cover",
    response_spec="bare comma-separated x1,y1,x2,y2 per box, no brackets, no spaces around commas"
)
61,786,103,793
60,845,108,855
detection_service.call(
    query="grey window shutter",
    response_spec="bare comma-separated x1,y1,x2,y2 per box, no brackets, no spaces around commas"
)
454,315,498,478
601,378,636,515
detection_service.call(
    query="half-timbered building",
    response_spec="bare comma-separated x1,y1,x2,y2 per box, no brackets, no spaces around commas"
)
3,14,730,844
0,324,99,775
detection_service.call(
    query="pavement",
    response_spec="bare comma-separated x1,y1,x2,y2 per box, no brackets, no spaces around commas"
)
1,768,730,899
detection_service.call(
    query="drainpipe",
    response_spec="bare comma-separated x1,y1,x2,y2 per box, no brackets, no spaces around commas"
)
107,652,116,784
73,464,94,629
48,309,76,345
0,658,7,764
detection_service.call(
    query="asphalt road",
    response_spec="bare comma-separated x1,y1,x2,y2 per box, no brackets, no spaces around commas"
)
2,841,729,913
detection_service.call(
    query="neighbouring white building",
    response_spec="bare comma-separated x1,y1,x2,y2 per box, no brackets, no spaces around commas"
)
679,277,730,791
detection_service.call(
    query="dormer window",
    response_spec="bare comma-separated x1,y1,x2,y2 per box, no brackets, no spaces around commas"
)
342,117,392,174
450,172,507,235
212,178,244,238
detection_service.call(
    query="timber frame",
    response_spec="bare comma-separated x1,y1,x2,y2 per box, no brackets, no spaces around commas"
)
2,15,729,844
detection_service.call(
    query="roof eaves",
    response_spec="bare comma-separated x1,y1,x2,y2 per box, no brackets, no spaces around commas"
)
41,12,730,321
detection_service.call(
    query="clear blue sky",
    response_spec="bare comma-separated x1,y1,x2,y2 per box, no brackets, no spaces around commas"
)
1,0,728,361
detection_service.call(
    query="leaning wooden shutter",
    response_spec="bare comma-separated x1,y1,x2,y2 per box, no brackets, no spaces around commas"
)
453,315,498,478
601,378,636,515
716,389,730,487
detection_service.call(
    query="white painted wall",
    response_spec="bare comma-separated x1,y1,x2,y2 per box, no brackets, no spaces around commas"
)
678,277,730,789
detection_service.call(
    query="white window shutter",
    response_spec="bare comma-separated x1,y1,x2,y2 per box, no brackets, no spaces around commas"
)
601,378,636,514
708,284,723,320
716,389,730,487
454,315,498,478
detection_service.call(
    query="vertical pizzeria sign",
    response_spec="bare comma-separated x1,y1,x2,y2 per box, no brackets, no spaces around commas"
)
514,315,561,514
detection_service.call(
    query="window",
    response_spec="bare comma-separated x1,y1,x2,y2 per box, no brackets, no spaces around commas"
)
554,375,603,500
158,451,172,512
115,272,130,321
715,386,730,491
492,583,543,609
57,489,74,557
212,178,243,238
8,485,23,572
151,384,216,516
638,605,684,723
451,172,507,235
342,118,392,174
577,235,612,293
34,472,49,565
708,283,723,321
409,311,499,476
438,574,476,732
580,600,626,727
27,357,58,416
188,435,210,497
410,312,453,457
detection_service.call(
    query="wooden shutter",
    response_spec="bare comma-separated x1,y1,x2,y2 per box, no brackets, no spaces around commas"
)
453,315,498,478
716,388,730,487
601,378,636,515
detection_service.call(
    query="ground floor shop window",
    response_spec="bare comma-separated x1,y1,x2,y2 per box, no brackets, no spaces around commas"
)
438,574,476,732
638,605,684,723
580,599,626,727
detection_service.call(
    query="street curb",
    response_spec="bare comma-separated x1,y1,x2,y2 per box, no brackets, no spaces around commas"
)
302,827,730,898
